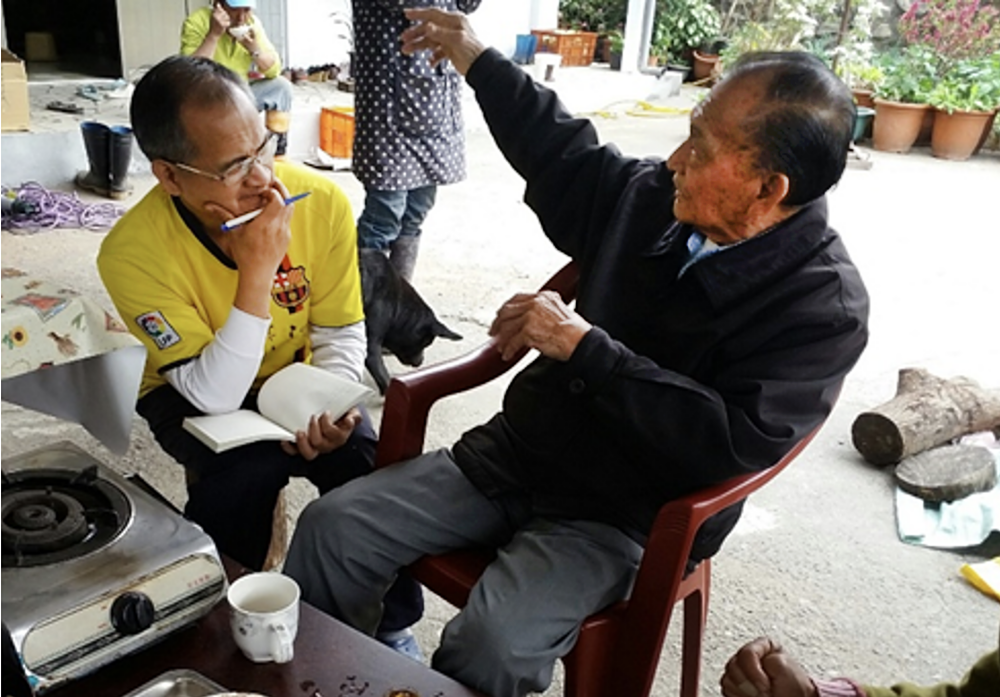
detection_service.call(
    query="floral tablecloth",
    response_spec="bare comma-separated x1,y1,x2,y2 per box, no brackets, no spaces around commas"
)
1,268,146,453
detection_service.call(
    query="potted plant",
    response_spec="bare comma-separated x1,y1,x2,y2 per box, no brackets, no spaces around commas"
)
652,0,721,80
840,62,884,109
692,45,722,82
895,0,1000,148
927,55,1000,160
871,46,936,153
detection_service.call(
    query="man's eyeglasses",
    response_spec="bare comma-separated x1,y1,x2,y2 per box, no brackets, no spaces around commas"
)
172,132,277,185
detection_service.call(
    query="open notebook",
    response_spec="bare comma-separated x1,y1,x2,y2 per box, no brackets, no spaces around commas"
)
182,363,373,453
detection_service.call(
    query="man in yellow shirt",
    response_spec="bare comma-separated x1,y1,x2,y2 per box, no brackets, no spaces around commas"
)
98,55,423,655
181,0,293,156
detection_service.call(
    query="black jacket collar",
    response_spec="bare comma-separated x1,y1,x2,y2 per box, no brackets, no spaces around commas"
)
647,197,830,311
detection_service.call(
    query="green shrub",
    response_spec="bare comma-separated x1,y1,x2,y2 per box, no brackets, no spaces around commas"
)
559,0,628,32
928,54,1000,113
873,46,937,104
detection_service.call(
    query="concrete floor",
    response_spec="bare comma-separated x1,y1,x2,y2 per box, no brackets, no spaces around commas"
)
2,63,1000,695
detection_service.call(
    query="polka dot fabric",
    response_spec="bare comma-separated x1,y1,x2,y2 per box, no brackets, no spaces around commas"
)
352,0,482,190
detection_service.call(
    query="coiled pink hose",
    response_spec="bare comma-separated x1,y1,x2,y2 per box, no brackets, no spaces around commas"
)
1,182,126,233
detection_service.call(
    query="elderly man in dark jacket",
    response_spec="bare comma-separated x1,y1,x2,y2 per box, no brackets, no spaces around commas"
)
286,10,870,697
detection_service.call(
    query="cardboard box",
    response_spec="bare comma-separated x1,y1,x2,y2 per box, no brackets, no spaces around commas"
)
24,32,58,62
2,48,30,132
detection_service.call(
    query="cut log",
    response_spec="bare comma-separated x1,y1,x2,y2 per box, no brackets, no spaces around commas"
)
852,368,1000,466
894,444,997,502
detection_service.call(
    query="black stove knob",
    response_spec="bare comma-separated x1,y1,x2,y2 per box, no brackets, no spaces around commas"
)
110,592,155,634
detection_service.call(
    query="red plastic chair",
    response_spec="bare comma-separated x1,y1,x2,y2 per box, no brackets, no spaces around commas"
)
375,260,824,697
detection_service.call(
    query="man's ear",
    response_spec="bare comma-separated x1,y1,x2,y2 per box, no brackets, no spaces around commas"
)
151,160,183,197
757,171,790,212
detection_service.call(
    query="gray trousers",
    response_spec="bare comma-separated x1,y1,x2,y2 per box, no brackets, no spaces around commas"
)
250,75,293,112
284,449,643,697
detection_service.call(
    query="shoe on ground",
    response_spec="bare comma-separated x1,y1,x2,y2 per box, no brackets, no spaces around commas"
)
376,628,425,662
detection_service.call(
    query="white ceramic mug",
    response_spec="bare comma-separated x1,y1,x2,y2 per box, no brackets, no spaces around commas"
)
227,572,300,664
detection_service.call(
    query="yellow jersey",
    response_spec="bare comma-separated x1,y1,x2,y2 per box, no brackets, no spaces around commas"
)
98,162,362,397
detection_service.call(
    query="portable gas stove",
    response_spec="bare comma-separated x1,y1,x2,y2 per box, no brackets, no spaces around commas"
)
1,442,227,695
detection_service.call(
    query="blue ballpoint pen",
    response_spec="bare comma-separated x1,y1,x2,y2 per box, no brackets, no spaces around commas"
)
220,191,311,231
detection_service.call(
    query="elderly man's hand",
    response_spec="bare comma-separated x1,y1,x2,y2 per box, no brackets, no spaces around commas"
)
400,8,486,75
721,637,818,697
281,407,362,461
489,290,591,362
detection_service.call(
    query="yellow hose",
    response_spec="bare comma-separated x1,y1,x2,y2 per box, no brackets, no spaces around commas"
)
576,99,692,120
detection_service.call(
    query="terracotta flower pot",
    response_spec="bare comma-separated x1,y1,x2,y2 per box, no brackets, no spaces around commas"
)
931,108,996,161
852,88,875,110
692,50,720,82
872,99,931,153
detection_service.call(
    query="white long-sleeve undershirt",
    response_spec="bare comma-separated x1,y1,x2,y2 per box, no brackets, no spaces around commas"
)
163,306,367,414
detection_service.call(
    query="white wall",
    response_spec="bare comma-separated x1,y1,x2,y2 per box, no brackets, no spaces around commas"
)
286,0,353,69
284,0,557,69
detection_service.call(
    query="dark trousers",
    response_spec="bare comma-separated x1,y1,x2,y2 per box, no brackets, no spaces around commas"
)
137,383,423,632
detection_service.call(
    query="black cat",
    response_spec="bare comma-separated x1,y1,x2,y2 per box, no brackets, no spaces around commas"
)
359,249,462,394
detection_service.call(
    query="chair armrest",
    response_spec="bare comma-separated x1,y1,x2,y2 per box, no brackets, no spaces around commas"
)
375,340,519,467
375,261,579,468
609,423,824,689
634,424,822,606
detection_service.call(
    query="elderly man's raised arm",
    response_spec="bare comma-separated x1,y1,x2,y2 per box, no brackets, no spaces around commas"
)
402,9,643,258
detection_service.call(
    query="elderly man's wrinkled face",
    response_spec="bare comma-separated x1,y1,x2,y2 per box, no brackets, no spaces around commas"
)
666,79,772,245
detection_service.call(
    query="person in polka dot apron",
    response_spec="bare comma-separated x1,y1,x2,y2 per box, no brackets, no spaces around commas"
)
351,0,482,283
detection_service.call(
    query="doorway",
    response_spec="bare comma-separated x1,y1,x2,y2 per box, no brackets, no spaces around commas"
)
2,0,122,79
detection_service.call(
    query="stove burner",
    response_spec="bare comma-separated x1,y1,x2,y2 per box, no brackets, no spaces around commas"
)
1,465,132,568
3,490,89,553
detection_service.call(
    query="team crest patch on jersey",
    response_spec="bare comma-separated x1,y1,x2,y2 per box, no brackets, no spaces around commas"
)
273,263,310,313
135,310,181,349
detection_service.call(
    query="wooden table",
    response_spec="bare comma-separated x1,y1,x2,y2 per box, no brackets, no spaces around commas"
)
45,560,482,697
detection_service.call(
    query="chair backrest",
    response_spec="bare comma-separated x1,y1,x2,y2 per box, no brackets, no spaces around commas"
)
606,422,824,696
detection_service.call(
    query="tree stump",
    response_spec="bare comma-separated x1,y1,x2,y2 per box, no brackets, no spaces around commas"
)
851,368,1000,466
894,444,997,502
